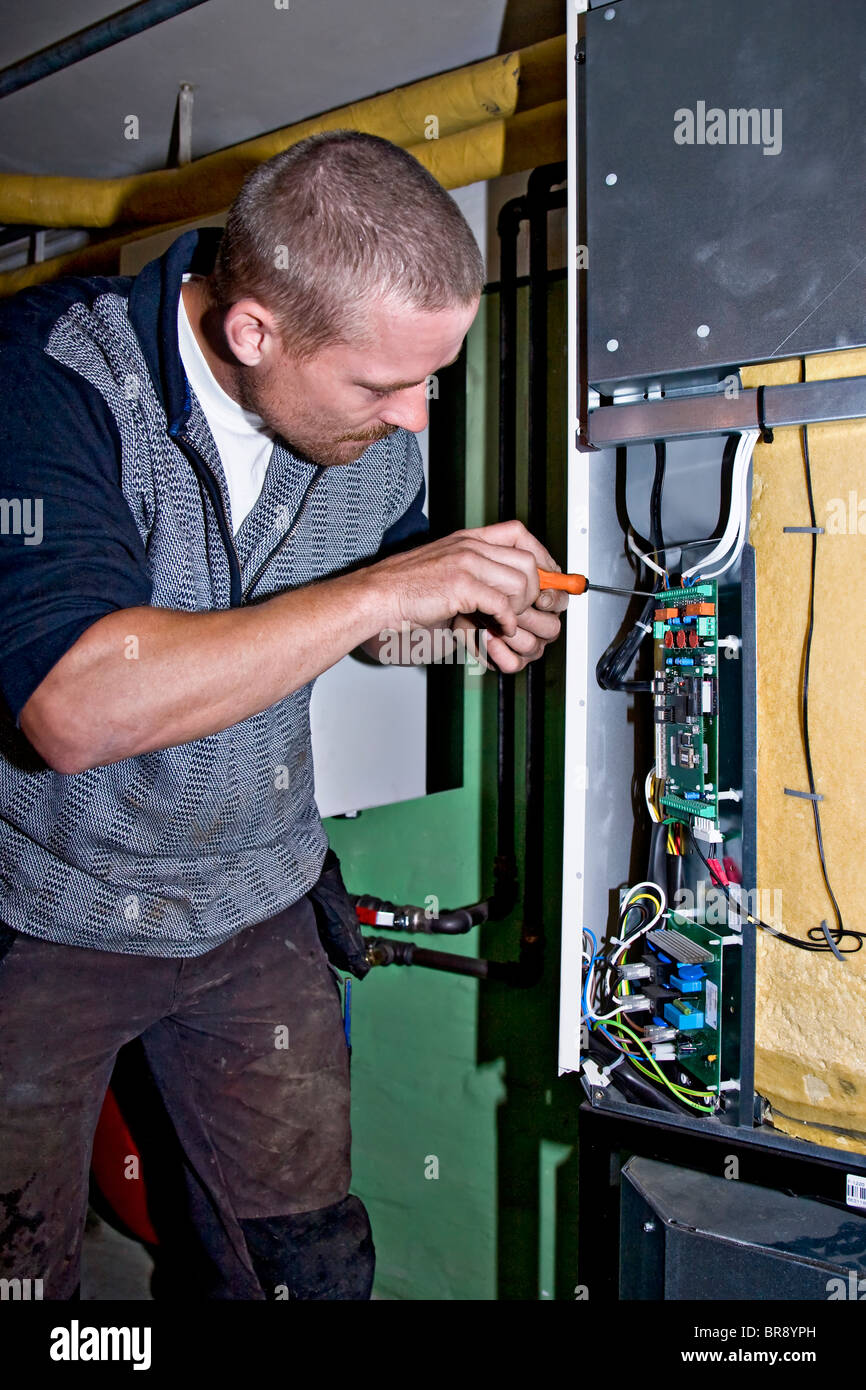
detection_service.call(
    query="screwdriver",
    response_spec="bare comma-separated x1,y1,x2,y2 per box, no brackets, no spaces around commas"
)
537,568,655,599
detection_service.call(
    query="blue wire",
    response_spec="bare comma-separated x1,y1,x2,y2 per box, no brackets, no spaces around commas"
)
581,928,600,1022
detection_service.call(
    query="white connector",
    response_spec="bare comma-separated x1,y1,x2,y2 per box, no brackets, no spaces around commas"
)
582,1058,611,1090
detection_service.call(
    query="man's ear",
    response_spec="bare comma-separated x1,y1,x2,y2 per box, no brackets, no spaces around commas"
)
223,298,280,366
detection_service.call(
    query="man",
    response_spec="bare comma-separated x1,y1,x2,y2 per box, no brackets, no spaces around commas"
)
0,131,566,1299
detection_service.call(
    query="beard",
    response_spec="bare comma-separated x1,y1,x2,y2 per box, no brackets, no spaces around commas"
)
232,366,398,467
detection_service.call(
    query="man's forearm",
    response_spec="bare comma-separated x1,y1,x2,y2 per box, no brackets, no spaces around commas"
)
21,517,563,772
21,568,385,773
359,617,458,665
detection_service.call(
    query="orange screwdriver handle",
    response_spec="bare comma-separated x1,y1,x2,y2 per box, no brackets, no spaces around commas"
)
537,568,588,595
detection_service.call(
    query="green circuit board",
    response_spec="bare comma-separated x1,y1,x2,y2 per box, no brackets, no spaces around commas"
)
653,581,719,839
642,916,738,1094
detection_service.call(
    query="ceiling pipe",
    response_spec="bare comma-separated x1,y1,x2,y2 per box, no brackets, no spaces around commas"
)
0,100,566,298
0,35,565,229
0,0,211,100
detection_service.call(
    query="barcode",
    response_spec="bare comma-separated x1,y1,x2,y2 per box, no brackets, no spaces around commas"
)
846,1174,866,1210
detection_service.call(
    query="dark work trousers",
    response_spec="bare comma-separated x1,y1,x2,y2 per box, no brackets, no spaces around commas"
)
0,894,374,1300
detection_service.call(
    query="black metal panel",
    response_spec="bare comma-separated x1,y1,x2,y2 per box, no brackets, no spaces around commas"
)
578,1100,866,1300
585,0,866,395
620,1156,866,1300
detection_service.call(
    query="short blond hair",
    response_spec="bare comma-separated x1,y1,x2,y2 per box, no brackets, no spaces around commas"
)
210,130,485,358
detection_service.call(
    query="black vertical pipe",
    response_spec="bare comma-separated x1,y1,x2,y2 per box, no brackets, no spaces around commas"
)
362,173,568,981
521,166,567,977
494,198,526,916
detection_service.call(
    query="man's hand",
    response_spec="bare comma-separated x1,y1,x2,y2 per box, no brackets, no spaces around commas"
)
367,519,544,636
361,519,568,672
451,585,567,674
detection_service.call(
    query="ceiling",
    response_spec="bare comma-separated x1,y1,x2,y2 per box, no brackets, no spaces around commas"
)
0,0,564,179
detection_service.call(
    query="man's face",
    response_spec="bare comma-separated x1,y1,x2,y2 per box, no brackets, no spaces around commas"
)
232,296,479,466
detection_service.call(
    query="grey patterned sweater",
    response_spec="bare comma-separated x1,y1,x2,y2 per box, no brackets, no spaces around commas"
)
0,228,426,955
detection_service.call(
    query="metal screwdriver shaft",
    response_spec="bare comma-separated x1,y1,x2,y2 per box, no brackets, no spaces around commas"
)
537,568,655,598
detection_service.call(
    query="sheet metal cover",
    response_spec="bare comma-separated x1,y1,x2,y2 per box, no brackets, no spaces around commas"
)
585,0,866,392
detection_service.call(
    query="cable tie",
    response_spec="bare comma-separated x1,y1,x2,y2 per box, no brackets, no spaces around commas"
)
817,918,847,965
784,787,824,801
636,621,652,634
783,525,825,534
756,384,774,443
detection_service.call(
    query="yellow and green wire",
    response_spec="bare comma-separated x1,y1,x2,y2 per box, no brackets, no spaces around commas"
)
601,1016,717,1113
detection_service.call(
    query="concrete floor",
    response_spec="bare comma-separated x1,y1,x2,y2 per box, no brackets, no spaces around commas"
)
81,1208,154,1301
80,1206,387,1299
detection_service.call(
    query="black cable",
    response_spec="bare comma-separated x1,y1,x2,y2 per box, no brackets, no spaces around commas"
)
799,401,850,953
687,826,864,955
649,439,665,554
647,819,668,892
596,443,666,693
584,1031,684,1115
627,433,740,572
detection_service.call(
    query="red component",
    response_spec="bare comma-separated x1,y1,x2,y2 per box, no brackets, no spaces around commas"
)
723,856,742,885
706,857,729,887
664,630,674,648
655,607,677,621
355,905,379,926
675,630,686,648
684,602,715,617
90,1086,159,1246
688,630,699,647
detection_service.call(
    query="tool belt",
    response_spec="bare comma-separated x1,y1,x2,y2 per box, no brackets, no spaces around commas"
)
307,846,371,980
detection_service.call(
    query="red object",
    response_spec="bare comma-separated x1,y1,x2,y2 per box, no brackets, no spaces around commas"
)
355,904,380,926
664,630,674,647
675,630,686,648
706,857,729,887
90,1087,159,1246
688,631,699,647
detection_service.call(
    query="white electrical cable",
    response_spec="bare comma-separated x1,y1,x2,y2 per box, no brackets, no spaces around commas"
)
597,881,668,1011
592,1000,632,1022
627,528,668,581
680,432,747,580
644,767,661,823
699,429,758,580
584,884,669,1024
681,429,758,581
609,882,667,968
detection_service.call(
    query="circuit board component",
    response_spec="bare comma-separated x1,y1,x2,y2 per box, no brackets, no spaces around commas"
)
640,917,739,1094
653,581,719,839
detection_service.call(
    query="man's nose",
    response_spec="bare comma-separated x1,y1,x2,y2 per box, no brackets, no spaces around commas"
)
379,384,429,434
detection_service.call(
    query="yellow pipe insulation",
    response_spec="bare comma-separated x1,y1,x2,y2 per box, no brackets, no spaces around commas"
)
0,36,565,230
0,94,566,298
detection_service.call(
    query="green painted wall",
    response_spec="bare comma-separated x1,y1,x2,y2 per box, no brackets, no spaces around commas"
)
325,280,581,1301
